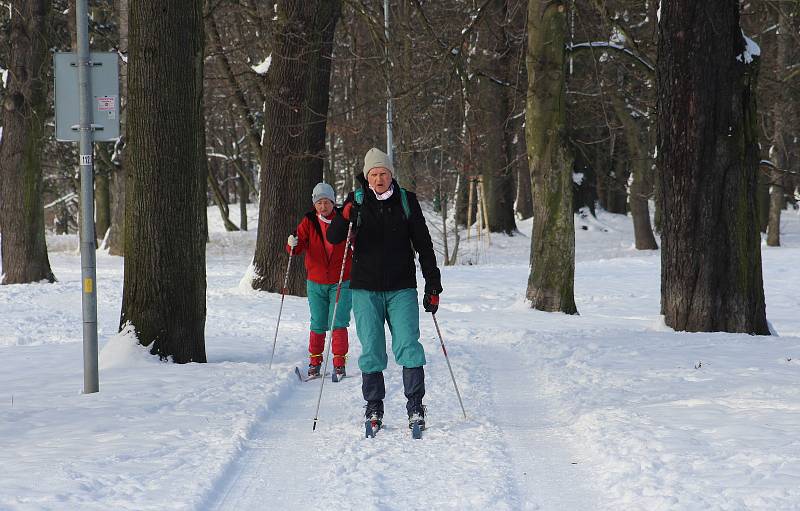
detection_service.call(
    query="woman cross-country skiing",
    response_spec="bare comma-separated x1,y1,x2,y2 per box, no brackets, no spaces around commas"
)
287,182,352,379
327,148,442,435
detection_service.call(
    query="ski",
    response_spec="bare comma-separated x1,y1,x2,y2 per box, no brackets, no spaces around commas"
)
409,410,426,439
331,370,346,383
295,367,321,383
411,422,423,439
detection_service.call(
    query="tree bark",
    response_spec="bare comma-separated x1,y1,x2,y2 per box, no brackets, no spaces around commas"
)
208,164,239,232
251,0,342,296
756,170,769,233
107,0,128,256
515,155,533,220
469,0,517,235
657,2,768,334
239,173,249,231
0,0,55,285
767,11,790,248
94,146,113,242
612,95,657,250
121,0,208,362
525,0,577,314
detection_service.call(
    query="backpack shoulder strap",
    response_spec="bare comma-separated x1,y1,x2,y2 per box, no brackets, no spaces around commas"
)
399,187,410,220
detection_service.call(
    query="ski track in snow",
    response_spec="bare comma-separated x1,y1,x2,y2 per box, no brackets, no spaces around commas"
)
482,341,604,510
204,340,526,510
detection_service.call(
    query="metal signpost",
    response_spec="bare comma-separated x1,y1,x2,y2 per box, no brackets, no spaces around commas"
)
384,0,394,165
54,0,119,394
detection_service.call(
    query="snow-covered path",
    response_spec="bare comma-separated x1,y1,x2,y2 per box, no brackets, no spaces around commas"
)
202,239,607,510
485,343,603,510
3,209,800,510
203,300,598,510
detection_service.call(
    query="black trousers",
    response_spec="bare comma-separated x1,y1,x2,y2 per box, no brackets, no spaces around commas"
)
362,366,425,416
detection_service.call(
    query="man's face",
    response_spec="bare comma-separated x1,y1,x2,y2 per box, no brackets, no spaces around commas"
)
314,198,334,216
367,167,391,194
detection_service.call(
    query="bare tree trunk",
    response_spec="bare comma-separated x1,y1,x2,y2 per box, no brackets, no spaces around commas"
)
107,0,128,256
208,162,239,231
121,0,208,362
514,126,533,220
0,0,55,285
767,11,790,248
325,133,336,188
239,173,248,231
468,0,516,235
612,95,657,250
251,0,342,295
515,168,533,220
757,169,769,233
455,117,471,227
657,1,768,334
94,146,113,241
525,0,577,314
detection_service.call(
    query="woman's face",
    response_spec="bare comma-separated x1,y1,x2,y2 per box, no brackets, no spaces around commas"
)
314,198,334,216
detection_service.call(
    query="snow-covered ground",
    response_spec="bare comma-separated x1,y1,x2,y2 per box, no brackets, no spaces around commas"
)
1,203,799,510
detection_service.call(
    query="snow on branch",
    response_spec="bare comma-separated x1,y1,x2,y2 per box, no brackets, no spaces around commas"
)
737,31,761,64
567,41,655,73
251,55,272,75
44,192,79,209
760,159,799,176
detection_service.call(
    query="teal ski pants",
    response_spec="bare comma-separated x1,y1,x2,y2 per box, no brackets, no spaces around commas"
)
307,280,352,333
352,288,426,373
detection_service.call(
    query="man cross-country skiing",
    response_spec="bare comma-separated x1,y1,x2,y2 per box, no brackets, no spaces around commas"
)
327,148,442,436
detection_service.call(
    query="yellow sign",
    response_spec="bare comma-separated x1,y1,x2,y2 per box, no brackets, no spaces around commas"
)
84,278,93,293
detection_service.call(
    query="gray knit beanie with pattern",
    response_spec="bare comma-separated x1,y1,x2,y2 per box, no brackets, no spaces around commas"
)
312,182,335,204
362,147,394,177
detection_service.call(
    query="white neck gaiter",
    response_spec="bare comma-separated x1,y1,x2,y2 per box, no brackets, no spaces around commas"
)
370,183,394,201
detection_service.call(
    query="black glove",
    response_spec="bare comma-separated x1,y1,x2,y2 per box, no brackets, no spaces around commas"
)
423,290,439,314
345,201,361,223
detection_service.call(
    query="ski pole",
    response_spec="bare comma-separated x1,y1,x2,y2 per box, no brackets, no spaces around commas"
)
431,313,467,420
312,220,353,431
268,246,295,369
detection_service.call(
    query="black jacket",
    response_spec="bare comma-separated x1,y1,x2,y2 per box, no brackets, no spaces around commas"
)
327,175,442,294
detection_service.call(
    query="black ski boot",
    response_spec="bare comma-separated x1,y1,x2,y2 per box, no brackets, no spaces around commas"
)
332,365,346,382
365,408,383,438
362,372,386,438
307,363,321,379
404,366,426,439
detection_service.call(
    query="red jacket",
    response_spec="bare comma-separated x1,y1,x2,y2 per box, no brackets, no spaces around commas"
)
286,210,352,284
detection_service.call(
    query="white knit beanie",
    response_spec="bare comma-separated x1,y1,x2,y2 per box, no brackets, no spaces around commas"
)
362,147,394,177
311,182,335,204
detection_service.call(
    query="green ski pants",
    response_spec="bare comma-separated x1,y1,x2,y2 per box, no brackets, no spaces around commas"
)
351,288,426,373
307,280,352,334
